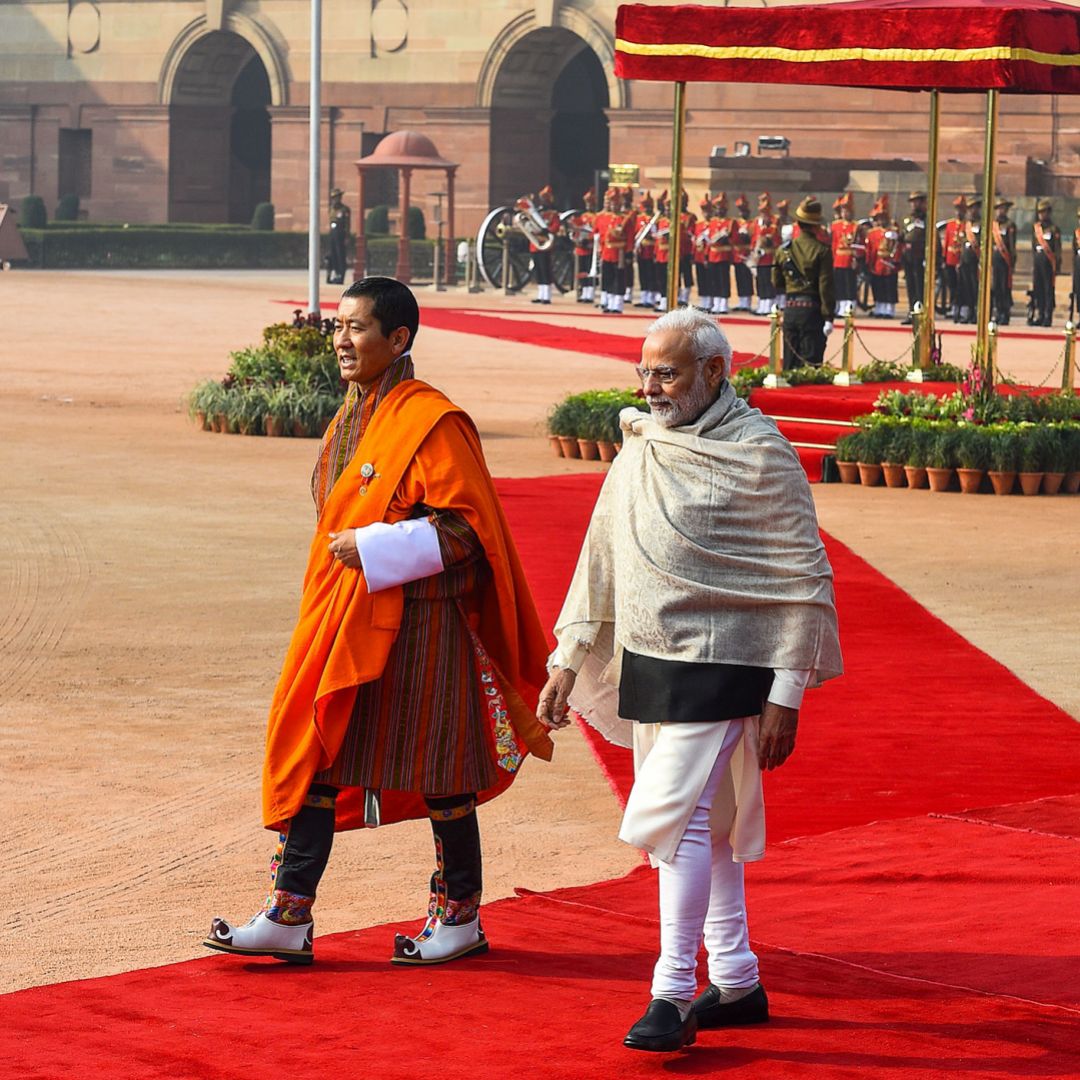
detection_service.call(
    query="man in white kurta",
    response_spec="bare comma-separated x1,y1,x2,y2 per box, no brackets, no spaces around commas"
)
537,307,842,1053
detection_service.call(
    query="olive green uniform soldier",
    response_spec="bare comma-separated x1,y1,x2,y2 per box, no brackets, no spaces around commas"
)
900,191,928,325
1030,198,1061,326
772,197,836,368
327,187,352,285
990,198,1017,326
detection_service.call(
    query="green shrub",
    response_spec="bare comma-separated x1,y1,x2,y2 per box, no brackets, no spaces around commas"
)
856,359,908,383
1060,426,1080,472
20,195,47,229
266,384,300,429
834,432,862,463
883,426,912,466
927,429,959,470
906,426,934,468
187,379,229,425
548,395,587,438
989,430,1019,472
857,425,890,465
787,365,836,386
956,427,990,470
366,205,390,234
1017,426,1047,472
407,205,426,240
1042,427,1069,473
55,194,80,221
251,202,275,230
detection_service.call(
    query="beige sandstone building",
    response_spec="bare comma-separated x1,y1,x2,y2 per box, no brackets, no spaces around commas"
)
4,0,1080,235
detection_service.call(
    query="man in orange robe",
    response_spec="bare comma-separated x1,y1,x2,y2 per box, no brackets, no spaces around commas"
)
204,277,553,967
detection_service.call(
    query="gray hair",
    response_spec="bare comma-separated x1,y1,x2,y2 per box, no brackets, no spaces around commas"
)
645,307,733,378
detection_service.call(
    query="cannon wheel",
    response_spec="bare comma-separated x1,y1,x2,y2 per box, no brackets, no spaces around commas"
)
476,206,532,292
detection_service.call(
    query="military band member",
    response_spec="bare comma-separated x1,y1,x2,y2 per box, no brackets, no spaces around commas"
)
775,198,792,234
943,195,967,320
1072,208,1080,320
621,187,638,304
654,190,672,312
731,194,754,311
677,191,697,307
830,193,859,317
708,192,733,315
594,188,618,313
694,194,715,312
523,185,560,305
901,191,927,324
865,196,900,318
990,198,1017,326
751,192,779,314
568,188,597,304
956,196,982,325
1030,198,1061,327
772,197,836,368
634,191,660,309
326,188,351,286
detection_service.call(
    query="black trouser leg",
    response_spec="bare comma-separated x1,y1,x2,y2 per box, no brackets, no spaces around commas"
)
274,783,338,898
424,794,482,907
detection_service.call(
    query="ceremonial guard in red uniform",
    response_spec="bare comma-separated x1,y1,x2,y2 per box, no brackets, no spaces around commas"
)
751,192,779,314
621,187,639,305
676,191,697,306
957,196,982,324
830,193,859,317
708,192,733,314
1071,208,1080,319
775,198,792,234
1030,198,1061,326
942,195,967,321
694,194,715,312
900,191,928,324
594,188,616,312
865,196,900,318
990,198,1017,326
598,187,634,315
568,188,597,304
523,185,560,305
634,191,660,308
654,190,672,311
732,194,754,311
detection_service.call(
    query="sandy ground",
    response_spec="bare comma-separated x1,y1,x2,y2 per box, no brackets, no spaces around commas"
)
0,269,1076,994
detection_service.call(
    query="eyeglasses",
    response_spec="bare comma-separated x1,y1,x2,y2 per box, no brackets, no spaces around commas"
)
634,365,682,385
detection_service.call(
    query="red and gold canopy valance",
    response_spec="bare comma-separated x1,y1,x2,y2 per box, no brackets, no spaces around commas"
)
615,0,1080,93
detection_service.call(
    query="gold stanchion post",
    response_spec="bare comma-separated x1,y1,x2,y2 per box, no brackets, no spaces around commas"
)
1064,321,1077,391
667,81,687,311
915,88,941,375
974,88,1000,380
763,307,788,388
834,309,859,385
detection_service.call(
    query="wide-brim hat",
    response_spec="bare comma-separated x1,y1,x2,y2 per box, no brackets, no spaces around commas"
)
994,198,1013,210
795,197,824,225
908,190,927,201
968,196,983,209
330,188,344,198
1037,198,1053,211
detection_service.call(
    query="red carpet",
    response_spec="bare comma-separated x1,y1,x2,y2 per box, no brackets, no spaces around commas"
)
5,474,1078,1078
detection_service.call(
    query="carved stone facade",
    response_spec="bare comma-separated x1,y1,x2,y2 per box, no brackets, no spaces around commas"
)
2,0,1079,234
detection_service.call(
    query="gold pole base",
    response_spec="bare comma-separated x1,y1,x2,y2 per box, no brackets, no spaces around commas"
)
762,372,791,389
833,370,861,386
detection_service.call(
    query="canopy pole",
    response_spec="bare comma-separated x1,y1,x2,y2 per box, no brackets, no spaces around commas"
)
919,89,941,369
307,0,322,318
667,81,687,310
975,88,999,381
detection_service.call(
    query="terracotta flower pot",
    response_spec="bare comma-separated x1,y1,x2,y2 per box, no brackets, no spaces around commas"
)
558,435,581,459
856,462,883,486
597,440,618,462
292,421,309,438
926,467,954,492
956,467,985,494
1042,471,1065,495
1018,471,1044,496
211,413,229,434
837,461,861,484
882,462,907,488
1063,471,1080,494
194,411,208,431
549,435,564,458
265,416,284,437
988,471,1016,496
903,465,928,490
577,438,600,461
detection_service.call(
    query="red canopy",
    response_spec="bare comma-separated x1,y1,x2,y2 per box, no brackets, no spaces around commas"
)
615,0,1080,93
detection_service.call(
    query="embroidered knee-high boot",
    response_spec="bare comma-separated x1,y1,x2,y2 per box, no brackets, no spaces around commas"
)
203,784,337,964
392,794,488,965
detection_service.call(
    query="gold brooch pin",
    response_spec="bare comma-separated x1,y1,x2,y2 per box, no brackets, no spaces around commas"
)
359,462,380,496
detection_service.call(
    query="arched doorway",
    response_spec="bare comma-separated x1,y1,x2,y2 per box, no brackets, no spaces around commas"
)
167,31,271,223
489,27,609,208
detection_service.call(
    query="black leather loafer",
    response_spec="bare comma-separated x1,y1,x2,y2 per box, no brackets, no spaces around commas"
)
692,983,769,1029
623,999,697,1053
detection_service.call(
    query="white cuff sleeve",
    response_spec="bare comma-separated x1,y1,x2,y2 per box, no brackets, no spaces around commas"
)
767,668,814,710
353,518,445,593
549,623,602,674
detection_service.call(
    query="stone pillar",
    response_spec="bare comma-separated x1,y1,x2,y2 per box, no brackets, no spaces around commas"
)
395,166,412,283
353,166,366,280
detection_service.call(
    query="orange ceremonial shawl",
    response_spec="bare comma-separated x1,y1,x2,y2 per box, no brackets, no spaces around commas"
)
262,379,553,832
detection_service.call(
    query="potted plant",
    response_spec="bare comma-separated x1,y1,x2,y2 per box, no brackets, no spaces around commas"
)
881,427,911,488
1040,426,1068,494
235,385,269,436
548,396,583,459
955,426,989,494
576,393,602,461
988,429,1019,495
833,432,863,484
1017,425,1045,495
904,425,932,489
855,425,887,486
187,379,225,431
1062,426,1080,494
265,385,297,437
926,428,959,492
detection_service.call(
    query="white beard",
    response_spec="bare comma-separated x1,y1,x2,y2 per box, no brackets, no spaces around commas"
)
646,375,719,429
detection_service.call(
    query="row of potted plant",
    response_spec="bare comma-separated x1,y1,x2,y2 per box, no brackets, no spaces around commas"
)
547,388,647,461
834,419,1080,495
730,360,966,399
872,386,1080,425
187,315,345,438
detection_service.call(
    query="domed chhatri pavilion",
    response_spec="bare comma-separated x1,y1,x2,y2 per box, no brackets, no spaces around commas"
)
354,131,458,285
